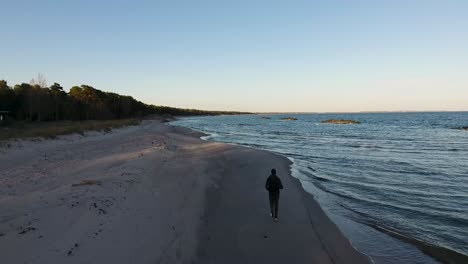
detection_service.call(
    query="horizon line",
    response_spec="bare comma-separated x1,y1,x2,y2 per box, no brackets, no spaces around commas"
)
248,110,468,115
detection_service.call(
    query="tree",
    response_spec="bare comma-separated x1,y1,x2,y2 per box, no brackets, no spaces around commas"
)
3,78,247,123
0,80,17,113
13,83,35,120
50,83,66,120
36,85,54,121
30,73,48,88
69,85,111,119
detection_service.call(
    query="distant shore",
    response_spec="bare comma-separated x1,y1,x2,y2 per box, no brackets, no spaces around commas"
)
0,118,369,263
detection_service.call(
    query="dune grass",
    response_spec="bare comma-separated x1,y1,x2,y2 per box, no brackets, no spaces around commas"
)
0,119,141,141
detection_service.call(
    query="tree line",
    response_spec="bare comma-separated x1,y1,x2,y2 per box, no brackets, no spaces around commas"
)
0,78,248,122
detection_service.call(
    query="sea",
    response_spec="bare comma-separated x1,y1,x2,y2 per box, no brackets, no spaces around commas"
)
171,112,468,264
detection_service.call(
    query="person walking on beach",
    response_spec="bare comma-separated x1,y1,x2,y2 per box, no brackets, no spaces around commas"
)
265,168,283,222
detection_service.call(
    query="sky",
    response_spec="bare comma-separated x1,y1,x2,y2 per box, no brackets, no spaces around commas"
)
1,0,468,112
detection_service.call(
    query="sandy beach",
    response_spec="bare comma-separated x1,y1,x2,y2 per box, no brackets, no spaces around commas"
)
0,118,370,264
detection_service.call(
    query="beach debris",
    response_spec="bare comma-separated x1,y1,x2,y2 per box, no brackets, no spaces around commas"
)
281,117,298,121
18,226,36,234
0,233,5,237
321,119,361,124
263,235,269,239
71,180,101,187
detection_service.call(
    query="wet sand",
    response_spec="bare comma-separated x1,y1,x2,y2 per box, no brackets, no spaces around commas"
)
0,118,369,263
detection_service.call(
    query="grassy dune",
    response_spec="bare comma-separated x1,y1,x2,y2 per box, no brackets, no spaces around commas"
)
0,119,141,141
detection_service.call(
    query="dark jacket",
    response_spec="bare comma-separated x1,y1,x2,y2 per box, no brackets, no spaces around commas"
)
265,175,283,192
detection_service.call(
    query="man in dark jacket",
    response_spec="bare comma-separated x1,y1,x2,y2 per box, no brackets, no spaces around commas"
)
265,168,283,222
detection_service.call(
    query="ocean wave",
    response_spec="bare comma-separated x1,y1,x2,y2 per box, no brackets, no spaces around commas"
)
317,184,468,227
305,168,467,199
344,211,468,264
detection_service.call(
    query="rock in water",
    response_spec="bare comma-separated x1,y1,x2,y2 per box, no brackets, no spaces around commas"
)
322,119,360,124
281,117,298,121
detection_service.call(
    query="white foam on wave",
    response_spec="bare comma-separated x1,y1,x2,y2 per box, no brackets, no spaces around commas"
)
200,132,220,141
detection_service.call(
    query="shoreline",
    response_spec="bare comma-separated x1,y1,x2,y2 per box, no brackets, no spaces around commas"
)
193,132,370,263
292,158,468,264
367,223,468,264
188,126,371,258
171,118,468,264
1,118,369,263
194,132,373,260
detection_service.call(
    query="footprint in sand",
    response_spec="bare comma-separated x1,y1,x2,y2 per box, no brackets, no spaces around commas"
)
18,226,36,235
67,243,79,256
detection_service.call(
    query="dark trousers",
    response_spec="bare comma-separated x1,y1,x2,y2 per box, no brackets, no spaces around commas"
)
269,190,280,218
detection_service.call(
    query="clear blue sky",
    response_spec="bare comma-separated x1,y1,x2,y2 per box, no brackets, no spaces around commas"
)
2,0,467,112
